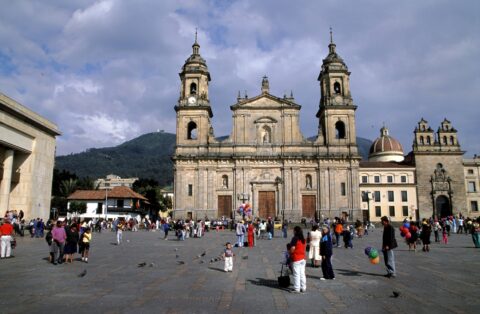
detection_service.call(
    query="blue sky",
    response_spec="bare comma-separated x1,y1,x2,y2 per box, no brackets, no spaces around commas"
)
1,0,479,156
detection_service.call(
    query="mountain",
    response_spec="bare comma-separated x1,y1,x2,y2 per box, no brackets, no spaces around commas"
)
55,133,373,185
55,132,176,186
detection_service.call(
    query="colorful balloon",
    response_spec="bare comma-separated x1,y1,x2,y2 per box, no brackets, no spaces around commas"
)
370,256,380,264
364,247,372,256
405,232,412,239
369,249,379,259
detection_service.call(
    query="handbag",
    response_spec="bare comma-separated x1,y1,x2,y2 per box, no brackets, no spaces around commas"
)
278,264,290,288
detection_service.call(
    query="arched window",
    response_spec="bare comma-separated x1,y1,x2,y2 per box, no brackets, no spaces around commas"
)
262,126,271,143
305,175,312,189
190,82,197,95
443,136,447,145
450,136,455,145
333,82,341,94
419,136,424,145
187,121,197,140
426,136,431,145
222,175,228,189
335,121,346,139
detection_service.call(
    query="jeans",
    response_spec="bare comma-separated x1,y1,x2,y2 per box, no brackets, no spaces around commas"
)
1,235,12,258
292,259,306,291
383,249,396,276
321,255,335,279
53,241,65,263
237,234,244,247
282,228,287,238
117,231,123,244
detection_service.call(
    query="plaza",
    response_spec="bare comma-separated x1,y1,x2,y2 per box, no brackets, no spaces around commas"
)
0,227,478,313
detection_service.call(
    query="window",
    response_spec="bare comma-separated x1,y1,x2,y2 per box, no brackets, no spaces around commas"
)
426,136,431,145
335,121,346,139
450,136,455,145
388,191,394,202
117,199,124,208
402,206,409,216
96,203,103,214
190,82,197,95
443,136,447,145
401,191,408,202
468,169,474,174
375,206,381,217
468,182,476,192
188,184,193,196
387,176,393,183
389,206,395,217
374,191,380,202
419,136,424,145
187,121,198,140
471,201,479,212
333,82,341,94
401,176,407,183
374,176,380,183
341,183,346,196
362,176,368,183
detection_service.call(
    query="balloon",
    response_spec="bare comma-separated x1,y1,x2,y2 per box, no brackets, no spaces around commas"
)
403,223,410,229
370,256,380,264
364,247,372,256
400,232,405,238
369,249,379,259
405,232,412,239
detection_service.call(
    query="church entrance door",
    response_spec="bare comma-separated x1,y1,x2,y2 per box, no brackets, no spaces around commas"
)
302,195,316,220
435,195,451,218
258,191,276,219
217,195,232,219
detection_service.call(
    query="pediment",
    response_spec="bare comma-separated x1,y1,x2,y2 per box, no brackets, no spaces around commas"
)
254,116,277,124
231,93,301,110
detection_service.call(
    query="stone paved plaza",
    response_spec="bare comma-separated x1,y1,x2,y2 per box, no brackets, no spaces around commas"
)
0,227,478,314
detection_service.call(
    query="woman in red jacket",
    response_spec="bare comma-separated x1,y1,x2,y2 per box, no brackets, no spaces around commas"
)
289,226,306,293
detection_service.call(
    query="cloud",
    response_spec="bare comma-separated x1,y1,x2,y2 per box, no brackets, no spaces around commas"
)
0,0,478,157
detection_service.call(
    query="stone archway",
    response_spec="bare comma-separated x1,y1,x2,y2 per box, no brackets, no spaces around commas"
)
435,195,451,218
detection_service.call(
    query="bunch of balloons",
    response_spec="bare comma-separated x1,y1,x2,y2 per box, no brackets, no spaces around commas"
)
237,203,252,217
364,246,380,264
399,222,411,239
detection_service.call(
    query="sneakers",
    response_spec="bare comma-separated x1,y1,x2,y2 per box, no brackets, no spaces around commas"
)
384,273,396,278
320,278,326,281
290,289,301,294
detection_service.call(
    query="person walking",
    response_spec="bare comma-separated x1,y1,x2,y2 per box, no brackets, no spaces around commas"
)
282,220,288,238
223,242,234,272
0,218,14,259
320,225,335,280
381,216,397,278
471,218,479,248
51,220,67,265
289,226,307,293
247,222,255,248
80,227,92,263
334,220,343,248
308,225,322,267
235,220,246,247
420,219,432,252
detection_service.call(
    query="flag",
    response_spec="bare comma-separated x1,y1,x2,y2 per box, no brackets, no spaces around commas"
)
136,200,140,209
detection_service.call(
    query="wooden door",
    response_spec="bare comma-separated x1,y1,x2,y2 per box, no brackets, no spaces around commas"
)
217,195,232,218
302,195,316,219
258,191,276,219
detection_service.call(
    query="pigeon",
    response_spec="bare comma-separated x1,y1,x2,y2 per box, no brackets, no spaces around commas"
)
392,291,400,298
201,251,206,257
149,263,155,267
138,262,147,267
175,254,180,259
177,261,185,265
199,260,205,264
174,248,178,251
242,256,248,260
78,269,87,278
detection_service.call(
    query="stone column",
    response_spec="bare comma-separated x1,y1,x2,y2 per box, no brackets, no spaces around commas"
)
0,149,14,213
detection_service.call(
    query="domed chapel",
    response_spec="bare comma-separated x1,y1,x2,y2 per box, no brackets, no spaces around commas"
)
173,31,362,221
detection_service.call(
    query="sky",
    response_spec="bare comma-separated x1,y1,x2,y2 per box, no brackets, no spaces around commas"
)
1,0,479,157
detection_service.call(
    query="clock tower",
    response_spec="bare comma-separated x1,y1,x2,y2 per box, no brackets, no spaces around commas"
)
175,31,213,146
317,29,358,154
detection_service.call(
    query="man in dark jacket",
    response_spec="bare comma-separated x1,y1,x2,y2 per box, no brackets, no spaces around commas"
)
381,216,397,278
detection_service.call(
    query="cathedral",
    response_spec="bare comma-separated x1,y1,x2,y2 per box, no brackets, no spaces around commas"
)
173,32,362,221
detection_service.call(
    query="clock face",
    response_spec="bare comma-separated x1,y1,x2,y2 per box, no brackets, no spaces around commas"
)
188,96,196,105
334,95,342,104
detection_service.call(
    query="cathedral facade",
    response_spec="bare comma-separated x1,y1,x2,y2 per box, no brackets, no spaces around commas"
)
173,34,361,221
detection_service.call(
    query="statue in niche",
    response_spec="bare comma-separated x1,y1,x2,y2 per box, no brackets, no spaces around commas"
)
306,175,312,189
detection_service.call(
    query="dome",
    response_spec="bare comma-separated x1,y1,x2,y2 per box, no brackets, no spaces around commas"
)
369,126,404,162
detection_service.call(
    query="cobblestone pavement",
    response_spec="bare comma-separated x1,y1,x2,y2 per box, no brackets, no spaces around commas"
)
0,227,478,314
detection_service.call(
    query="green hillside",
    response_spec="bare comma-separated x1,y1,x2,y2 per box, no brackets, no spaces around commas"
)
55,133,372,185
55,132,176,186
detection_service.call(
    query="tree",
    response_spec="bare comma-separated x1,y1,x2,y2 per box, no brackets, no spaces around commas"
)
68,201,87,216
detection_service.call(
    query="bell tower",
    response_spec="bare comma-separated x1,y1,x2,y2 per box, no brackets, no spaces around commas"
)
316,29,357,152
175,31,213,146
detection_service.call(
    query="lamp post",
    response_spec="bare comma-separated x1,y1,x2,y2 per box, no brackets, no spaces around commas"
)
363,191,372,223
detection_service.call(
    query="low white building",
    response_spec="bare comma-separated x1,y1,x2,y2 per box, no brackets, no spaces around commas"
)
94,174,139,189
67,186,147,220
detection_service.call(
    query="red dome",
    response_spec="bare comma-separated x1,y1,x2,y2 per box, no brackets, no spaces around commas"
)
369,127,404,161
